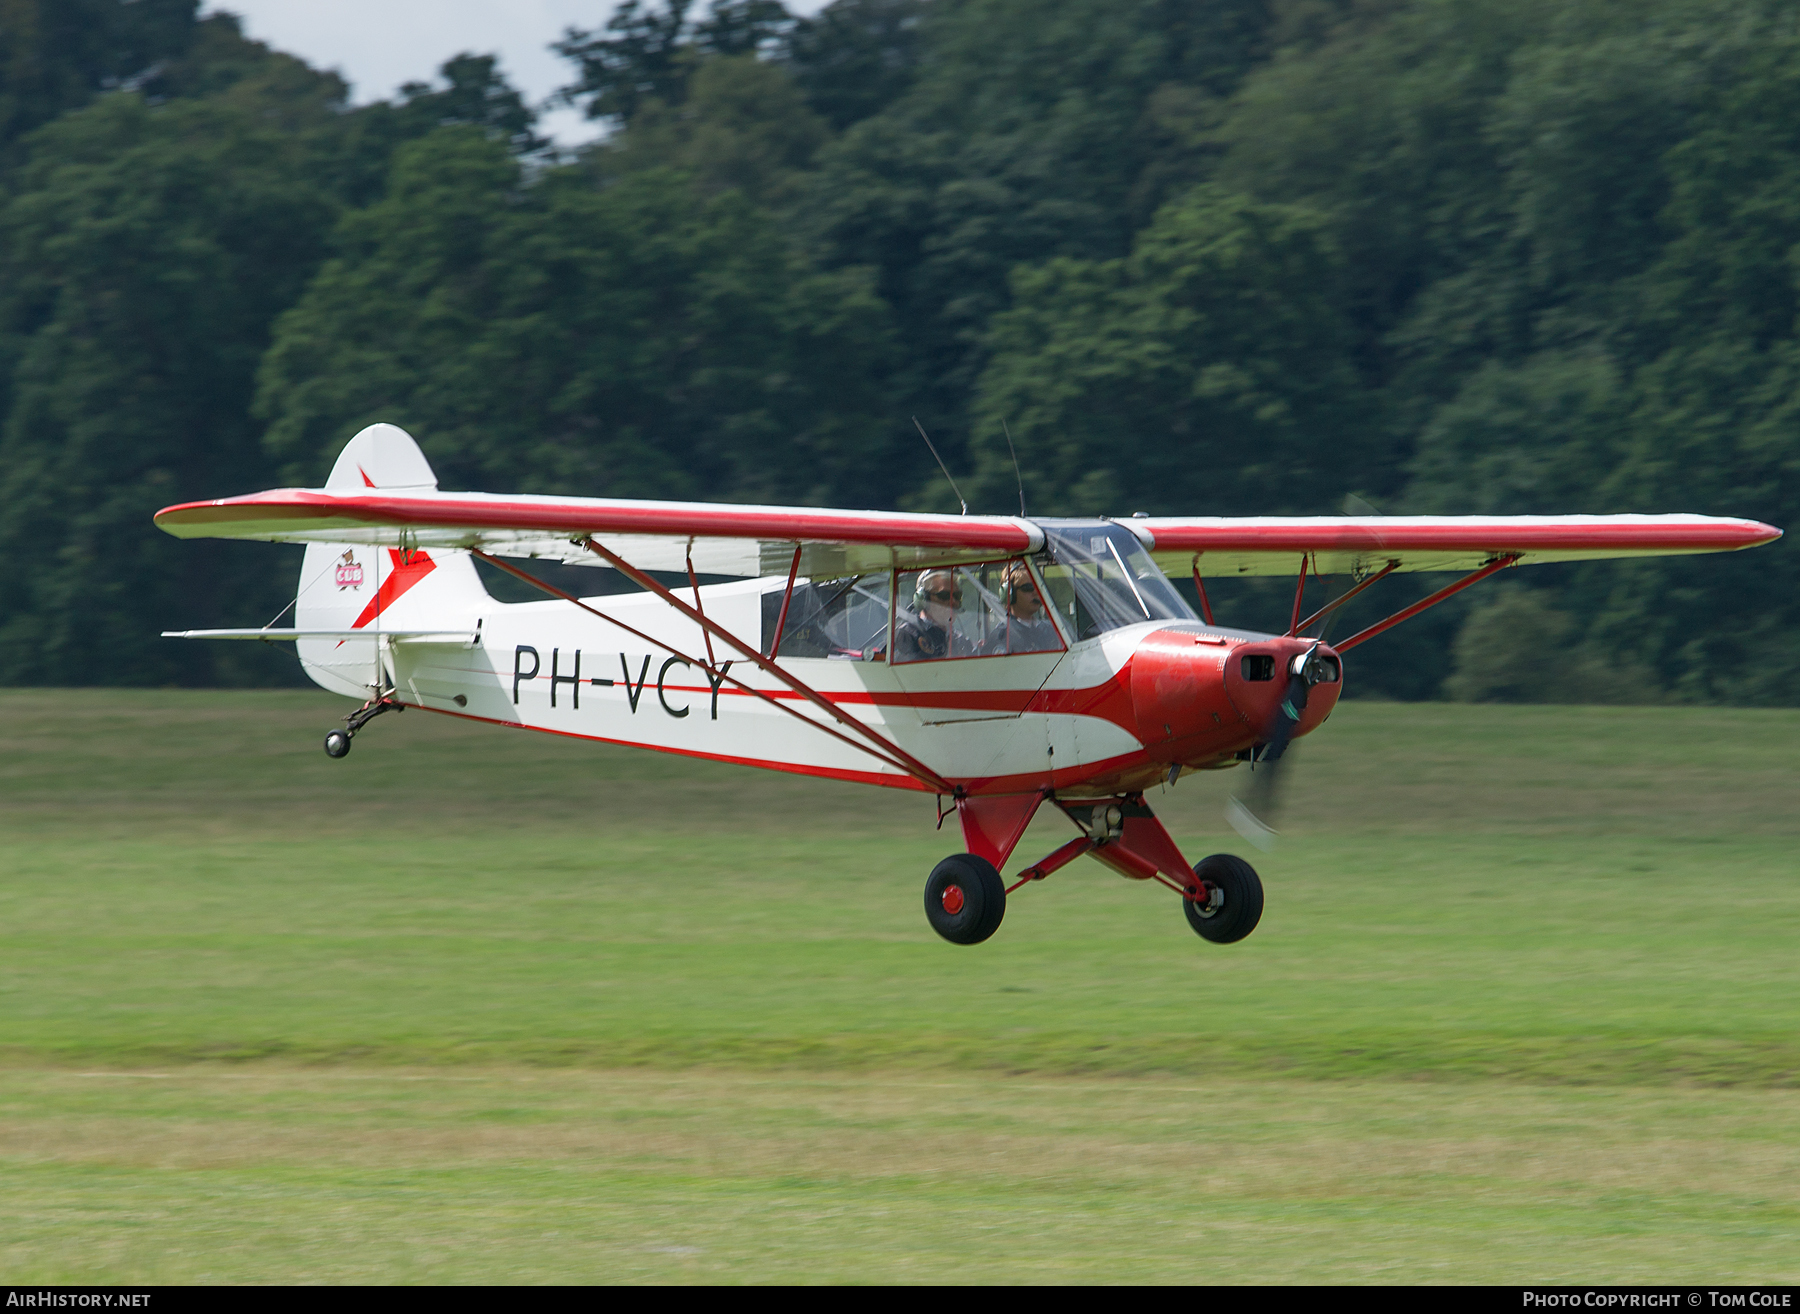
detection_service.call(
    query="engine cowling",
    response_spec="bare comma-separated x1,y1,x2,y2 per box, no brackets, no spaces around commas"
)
1128,630,1242,765
1223,637,1342,745
1129,630,1342,766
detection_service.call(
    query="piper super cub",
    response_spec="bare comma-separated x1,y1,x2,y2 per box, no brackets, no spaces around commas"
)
156,424,1782,946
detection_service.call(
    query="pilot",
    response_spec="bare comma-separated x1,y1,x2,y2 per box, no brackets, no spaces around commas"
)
979,562,1062,655
893,568,968,661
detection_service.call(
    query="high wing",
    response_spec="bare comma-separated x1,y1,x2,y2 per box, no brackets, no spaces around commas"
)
153,487,1779,577
153,487,1040,576
1132,514,1781,576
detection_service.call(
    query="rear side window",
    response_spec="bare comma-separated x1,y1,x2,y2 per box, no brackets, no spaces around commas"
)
761,574,892,660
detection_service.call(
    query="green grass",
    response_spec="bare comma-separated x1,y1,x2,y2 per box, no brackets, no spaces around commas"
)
0,690,1796,1281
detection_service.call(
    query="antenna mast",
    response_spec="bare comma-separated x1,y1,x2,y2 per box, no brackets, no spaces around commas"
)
1002,418,1026,518
913,417,968,515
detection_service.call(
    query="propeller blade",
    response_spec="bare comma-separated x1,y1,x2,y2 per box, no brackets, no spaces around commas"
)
1226,796,1278,851
1228,521,1367,850
1228,656,1313,849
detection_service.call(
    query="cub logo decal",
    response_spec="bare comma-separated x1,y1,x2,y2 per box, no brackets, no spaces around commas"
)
335,550,364,590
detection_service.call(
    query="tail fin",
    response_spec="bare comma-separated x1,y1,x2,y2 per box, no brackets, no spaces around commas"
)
296,424,490,698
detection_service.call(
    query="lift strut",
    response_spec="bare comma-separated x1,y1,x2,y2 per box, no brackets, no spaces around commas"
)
581,537,954,793
1334,555,1520,653
471,550,947,790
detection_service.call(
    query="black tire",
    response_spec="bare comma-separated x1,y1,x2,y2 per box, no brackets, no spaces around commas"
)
323,729,352,759
1184,853,1263,944
924,854,1006,945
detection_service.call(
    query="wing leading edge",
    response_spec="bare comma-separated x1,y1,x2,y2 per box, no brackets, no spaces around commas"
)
153,488,1779,577
1134,513,1780,576
153,487,1041,576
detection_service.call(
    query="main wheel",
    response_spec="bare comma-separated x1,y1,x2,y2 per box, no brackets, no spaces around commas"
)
1184,853,1263,944
323,729,352,759
924,854,1006,945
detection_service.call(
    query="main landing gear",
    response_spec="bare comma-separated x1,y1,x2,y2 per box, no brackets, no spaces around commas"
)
1183,853,1263,944
923,854,1007,944
322,695,403,758
923,791,1265,946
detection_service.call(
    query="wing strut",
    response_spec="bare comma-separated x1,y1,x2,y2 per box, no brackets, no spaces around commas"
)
1189,555,1215,626
580,537,956,793
1286,554,1311,636
769,544,802,660
471,550,950,791
1334,555,1520,653
1293,559,1400,635
685,551,719,670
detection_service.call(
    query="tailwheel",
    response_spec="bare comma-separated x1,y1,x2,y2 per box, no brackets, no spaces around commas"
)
322,696,403,759
924,854,1006,945
1184,853,1264,944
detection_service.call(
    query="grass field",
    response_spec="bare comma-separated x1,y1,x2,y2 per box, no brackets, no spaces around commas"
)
0,689,1796,1282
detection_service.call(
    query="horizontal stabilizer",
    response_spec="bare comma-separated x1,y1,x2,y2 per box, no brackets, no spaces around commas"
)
162,628,478,643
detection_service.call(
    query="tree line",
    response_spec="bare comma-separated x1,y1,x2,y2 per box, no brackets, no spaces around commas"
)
0,0,1792,701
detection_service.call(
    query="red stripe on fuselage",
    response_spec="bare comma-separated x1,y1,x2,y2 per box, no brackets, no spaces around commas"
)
405,700,1166,796
648,664,1142,734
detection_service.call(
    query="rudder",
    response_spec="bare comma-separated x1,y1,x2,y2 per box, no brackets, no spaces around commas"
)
296,424,489,698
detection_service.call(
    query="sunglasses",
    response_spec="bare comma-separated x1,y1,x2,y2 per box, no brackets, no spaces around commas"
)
924,588,963,603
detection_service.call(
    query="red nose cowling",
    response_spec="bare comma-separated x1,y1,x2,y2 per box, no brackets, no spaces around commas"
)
1129,630,1342,769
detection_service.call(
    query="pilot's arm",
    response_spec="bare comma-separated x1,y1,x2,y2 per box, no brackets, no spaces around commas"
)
894,610,952,661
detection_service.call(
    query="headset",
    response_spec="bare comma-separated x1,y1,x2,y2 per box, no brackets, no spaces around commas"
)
1001,562,1040,608
911,569,962,613
912,563,1038,617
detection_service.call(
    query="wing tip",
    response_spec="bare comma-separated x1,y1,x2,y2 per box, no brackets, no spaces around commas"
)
152,499,223,536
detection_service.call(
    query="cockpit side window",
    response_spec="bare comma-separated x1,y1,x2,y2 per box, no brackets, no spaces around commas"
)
891,559,1066,663
1035,522,1196,640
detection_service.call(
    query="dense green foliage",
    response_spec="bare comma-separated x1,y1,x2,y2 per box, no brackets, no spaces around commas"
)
0,0,1792,698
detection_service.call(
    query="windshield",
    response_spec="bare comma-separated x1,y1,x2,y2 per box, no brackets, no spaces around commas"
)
1036,521,1196,640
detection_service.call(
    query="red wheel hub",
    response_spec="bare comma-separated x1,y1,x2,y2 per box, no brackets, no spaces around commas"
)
941,884,966,915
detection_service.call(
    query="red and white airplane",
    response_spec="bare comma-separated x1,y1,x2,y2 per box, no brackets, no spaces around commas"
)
156,424,1781,946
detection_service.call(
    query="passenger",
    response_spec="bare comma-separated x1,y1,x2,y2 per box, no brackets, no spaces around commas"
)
979,562,1063,655
893,569,969,661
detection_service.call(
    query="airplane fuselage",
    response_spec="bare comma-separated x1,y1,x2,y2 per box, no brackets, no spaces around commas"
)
373,576,1340,798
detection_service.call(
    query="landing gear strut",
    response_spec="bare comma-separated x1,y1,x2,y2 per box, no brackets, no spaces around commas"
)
322,696,403,758
933,790,1269,946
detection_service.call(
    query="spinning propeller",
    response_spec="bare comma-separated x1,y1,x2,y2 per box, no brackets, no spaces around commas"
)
1227,496,1377,850
1226,643,1338,850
